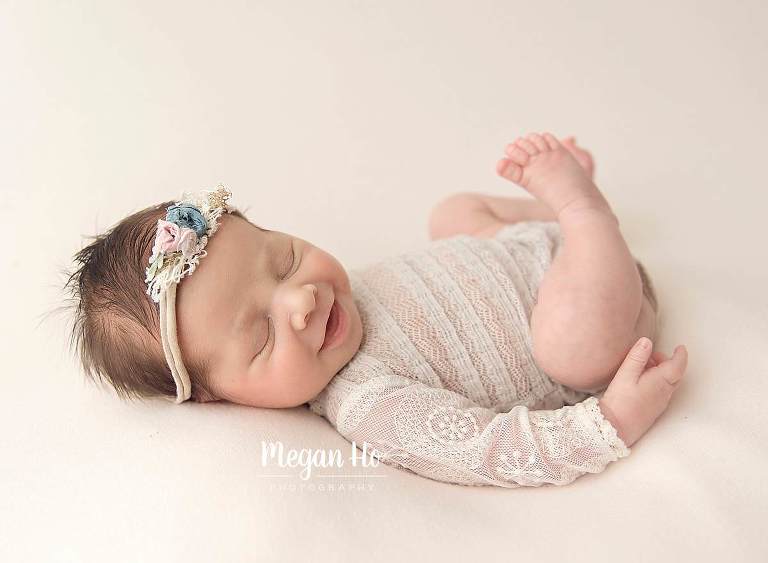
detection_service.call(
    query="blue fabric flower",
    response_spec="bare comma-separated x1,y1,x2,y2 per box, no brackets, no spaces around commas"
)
165,205,208,238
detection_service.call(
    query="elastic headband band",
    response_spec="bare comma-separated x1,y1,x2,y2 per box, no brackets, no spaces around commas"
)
145,184,233,403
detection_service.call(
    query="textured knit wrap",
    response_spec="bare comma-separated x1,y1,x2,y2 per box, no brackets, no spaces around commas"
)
307,220,632,488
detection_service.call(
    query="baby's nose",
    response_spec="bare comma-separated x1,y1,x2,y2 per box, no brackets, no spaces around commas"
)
290,284,318,330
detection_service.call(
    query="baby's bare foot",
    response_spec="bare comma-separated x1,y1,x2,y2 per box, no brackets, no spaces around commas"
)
496,132,608,217
598,337,689,447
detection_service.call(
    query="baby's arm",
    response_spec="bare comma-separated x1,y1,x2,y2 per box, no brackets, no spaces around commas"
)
335,374,629,488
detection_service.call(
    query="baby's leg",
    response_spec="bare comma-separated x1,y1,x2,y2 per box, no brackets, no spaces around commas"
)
497,133,655,391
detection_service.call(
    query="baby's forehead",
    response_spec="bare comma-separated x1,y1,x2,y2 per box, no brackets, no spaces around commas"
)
208,215,295,281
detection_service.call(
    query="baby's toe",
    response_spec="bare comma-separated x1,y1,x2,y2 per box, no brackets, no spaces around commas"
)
497,158,523,183
516,137,538,155
526,133,550,152
542,132,561,150
504,143,530,165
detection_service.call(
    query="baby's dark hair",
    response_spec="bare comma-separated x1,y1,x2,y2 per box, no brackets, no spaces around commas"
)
63,201,248,403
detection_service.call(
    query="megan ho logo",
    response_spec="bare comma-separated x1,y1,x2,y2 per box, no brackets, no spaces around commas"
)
258,440,408,481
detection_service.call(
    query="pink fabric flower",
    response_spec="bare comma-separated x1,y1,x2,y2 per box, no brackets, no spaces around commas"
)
154,220,180,254
176,227,198,258
153,220,198,257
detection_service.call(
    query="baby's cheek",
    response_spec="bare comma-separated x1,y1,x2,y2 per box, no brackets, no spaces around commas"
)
278,355,318,383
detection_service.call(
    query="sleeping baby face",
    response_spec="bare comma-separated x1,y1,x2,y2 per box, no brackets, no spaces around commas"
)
175,214,363,407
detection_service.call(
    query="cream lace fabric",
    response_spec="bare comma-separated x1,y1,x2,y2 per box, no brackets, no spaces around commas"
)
306,221,630,488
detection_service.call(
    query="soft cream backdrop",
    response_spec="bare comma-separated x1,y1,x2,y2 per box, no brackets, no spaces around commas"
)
1,1,766,561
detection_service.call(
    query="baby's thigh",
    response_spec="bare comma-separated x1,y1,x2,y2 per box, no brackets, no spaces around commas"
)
530,258,658,393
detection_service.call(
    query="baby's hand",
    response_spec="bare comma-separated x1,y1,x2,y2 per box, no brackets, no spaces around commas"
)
598,337,688,447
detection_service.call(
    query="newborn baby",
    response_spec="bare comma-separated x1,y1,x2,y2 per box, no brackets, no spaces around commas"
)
65,132,688,488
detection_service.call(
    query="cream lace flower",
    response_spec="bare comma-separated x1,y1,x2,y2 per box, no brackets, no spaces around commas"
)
426,406,480,444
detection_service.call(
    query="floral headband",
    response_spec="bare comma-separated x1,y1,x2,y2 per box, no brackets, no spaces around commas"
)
145,184,233,403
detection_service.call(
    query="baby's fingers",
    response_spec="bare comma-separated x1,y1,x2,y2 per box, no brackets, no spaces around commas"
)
659,345,688,385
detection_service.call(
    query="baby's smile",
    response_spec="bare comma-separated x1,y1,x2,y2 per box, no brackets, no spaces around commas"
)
319,299,348,351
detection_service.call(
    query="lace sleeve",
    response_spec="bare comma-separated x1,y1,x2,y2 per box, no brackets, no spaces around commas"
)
335,374,630,488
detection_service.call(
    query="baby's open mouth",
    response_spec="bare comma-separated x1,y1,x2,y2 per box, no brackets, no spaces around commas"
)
321,300,339,349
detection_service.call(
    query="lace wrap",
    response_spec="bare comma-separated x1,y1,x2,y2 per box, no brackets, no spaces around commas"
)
308,220,631,487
